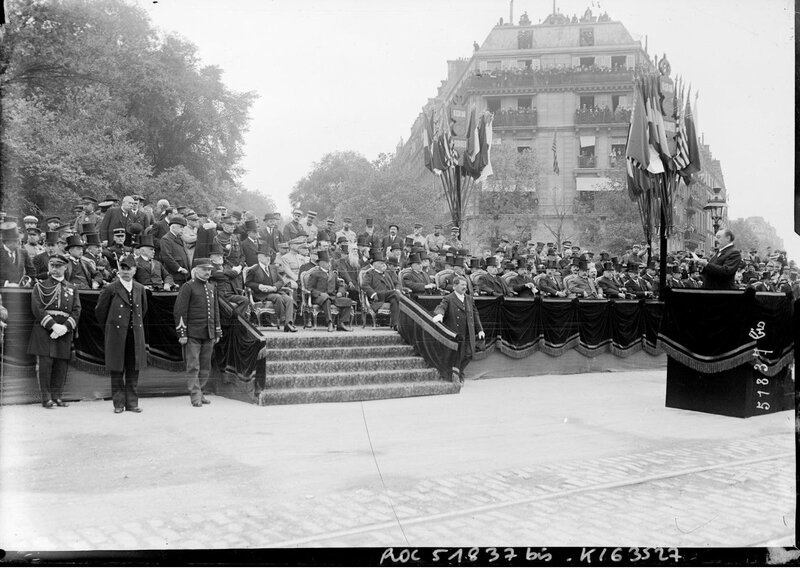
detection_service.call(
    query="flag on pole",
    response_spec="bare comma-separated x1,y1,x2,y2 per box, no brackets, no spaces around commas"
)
476,112,494,183
552,131,560,174
422,110,435,173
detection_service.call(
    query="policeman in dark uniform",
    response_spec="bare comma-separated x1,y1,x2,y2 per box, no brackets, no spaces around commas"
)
173,258,222,407
27,254,81,408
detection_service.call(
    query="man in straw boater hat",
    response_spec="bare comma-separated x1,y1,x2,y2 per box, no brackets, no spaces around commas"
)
306,249,353,332
174,257,223,407
27,253,81,408
95,254,148,414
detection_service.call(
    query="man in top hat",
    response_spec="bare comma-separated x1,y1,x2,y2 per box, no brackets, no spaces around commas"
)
426,224,446,254
361,250,400,329
336,217,357,245
473,257,510,297
208,243,250,318
402,252,439,298
357,218,379,252
317,217,336,246
240,219,262,267
246,243,298,332
95,254,147,413
306,249,353,332
623,262,652,298
432,275,485,384
566,258,600,298
282,208,307,243
64,235,102,289
503,262,538,297
1,224,30,286
666,263,684,290
694,228,742,290
28,253,81,408
159,215,191,286
381,224,403,256
536,261,567,297
439,254,473,295
174,257,223,407
73,196,99,233
134,234,174,290
83,231,112,284
596,261,625,297
302,210,319,248
641,261,659,298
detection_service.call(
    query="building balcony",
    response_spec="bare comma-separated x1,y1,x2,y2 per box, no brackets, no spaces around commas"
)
466,67,635,93
578,155,597,168
492,108,538,128
575,107,632,124
683,229,705,244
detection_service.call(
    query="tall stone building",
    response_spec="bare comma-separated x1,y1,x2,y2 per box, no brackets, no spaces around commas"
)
395,8,726,254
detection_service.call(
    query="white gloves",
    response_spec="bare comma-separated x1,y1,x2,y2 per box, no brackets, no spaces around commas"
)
432,314,443,323
50,323,68,338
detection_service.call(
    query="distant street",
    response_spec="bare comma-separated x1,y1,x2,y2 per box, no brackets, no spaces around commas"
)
0,370,794,552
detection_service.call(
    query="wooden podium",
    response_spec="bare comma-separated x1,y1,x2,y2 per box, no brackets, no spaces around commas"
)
665,358,794,418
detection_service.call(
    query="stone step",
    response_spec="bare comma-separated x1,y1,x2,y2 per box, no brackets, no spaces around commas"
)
260,344,417,361
257,331,402,349
258,381,460,406
264,356,429,375
263,368,442,389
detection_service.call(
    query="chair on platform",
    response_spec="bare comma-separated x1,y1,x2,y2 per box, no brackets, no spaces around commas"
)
358,268,392,329
243,264,276,327
435,269,455,291
397,268,414,296
300,269,339,330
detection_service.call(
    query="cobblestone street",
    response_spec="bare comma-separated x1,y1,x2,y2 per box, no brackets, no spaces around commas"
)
1,370,795,551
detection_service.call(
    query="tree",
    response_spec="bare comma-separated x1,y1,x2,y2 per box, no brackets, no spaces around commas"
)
1,0,257,220
466,144,541,250
289,151,374,217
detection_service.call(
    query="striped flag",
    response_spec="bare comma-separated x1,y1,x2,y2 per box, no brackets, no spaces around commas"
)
552,131,560,174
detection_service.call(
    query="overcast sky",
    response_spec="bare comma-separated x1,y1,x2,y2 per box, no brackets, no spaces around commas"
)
134,0,796,257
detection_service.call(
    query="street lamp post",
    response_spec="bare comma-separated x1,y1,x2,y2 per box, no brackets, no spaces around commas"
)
703,187,728,234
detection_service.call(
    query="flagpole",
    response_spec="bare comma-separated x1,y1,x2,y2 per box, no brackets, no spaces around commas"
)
659,176,667,295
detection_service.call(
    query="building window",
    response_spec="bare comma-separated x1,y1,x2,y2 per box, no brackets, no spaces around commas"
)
486,97,501,114
611,55,627,70
487,60,502,71
517,30,533,49
612,95,620,110
579,56,595,68
579,95,595,110
517,97,532,110
610,144,626,167
579,27,594,47
517,146,531,153
517,59,532,70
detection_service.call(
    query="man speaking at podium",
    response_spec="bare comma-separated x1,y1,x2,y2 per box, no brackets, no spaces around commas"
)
695,228,741,290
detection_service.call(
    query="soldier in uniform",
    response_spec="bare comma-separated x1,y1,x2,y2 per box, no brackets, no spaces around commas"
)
307,249,353,332
95,254,147,413
214,215,242,267
134,234,174,291
174,257,223,407
443,225,463,254
336,217,357,245
28,253,81,408
103,227,130,268
407,223,426,248
426,224,446,255
282,208,306,243
361,250,400,329
302,210,319,249
317,217,337,245
73,196,100,233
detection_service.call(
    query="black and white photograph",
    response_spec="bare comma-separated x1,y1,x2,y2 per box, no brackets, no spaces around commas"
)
0,0,796,564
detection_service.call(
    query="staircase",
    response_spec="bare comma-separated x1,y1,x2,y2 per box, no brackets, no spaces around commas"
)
248,329,460,405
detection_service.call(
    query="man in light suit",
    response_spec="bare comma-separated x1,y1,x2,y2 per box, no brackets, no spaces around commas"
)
245,243,297,332
697,228,742,290
432,276,485,383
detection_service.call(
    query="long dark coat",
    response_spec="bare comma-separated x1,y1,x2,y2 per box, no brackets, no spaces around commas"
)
95,279,148,372
434,292,483,357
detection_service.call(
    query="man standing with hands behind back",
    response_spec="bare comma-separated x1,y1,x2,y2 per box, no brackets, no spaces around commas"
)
95,254,148,414
174,257,222,407
432,275,485,384
695,228,742,290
